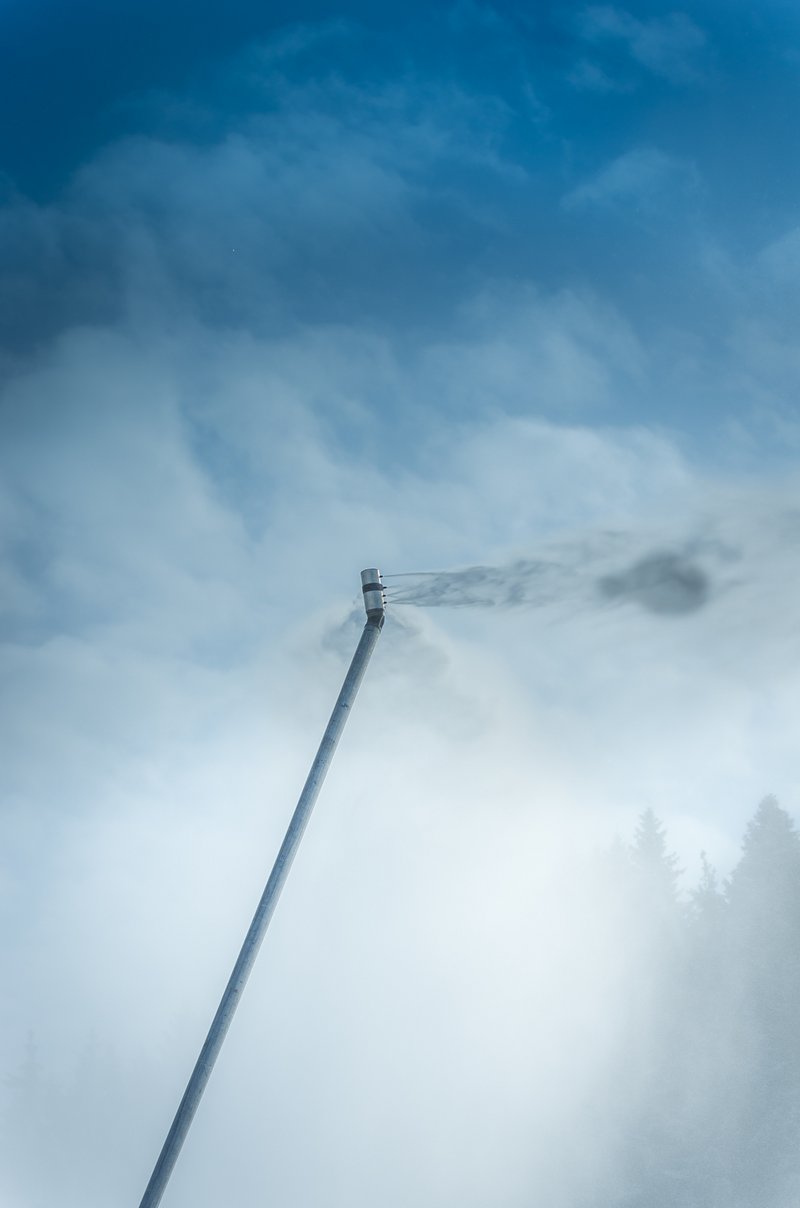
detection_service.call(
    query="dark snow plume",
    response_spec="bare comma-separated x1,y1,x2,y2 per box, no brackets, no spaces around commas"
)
597,552,709,615
386,543,716,617
386,559,567,610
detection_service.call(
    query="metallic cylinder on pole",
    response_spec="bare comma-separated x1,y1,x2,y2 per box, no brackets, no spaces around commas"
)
138,570,386,1208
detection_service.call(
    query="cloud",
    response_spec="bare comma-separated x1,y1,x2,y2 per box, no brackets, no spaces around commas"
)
3,13,800,1208
575,5,707,84
566,56,635,93
758,224,800,285
4,299,800,1206
0,62,526,363
563,146,701,215
0,351,644,1204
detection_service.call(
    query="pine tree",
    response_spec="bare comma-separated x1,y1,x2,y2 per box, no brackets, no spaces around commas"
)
727,795,800,918
690,851,722,914
687,851,725,939
630,808,682,917
723,796,800,1206
609,812,690,1206
597,801,800,1208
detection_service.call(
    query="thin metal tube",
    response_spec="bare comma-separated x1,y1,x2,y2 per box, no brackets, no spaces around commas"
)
138,613,384,1208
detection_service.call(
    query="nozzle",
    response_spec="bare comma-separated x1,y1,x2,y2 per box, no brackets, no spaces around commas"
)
361,568,386,625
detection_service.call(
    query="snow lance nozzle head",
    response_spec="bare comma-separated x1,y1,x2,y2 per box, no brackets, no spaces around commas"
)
361,568,386,624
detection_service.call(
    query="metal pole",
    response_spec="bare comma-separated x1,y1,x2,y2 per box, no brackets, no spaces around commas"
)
138,570,386,1208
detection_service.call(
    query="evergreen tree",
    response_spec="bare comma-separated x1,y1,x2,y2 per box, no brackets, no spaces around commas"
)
598,799,800,1208
727,795,800,917
688,852,724,927
611,812,689,1206
666,853,736,1208
630,808,682,917
723,796,800,1206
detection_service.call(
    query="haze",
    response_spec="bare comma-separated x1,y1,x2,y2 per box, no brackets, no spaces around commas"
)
2,3,800,1206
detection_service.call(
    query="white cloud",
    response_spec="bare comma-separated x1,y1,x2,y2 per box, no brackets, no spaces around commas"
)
575,5,707,84
2,32,800,1207
758,224,800,284
563,146,701,214
3,296,800,1205
566,56,635,92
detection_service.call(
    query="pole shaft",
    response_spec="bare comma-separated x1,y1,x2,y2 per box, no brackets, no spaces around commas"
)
139,615,384,1208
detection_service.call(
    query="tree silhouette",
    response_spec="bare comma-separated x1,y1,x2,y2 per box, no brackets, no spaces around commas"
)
688,852,724,929
723,796,800,1205
609,800,800,1208
630,808,682,916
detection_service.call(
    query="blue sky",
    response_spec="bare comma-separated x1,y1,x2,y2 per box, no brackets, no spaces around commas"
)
3,4,800,1207
3,1,800,446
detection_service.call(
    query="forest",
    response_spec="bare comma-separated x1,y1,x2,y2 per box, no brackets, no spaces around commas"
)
3,796,799,1207
590,796,800,1208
